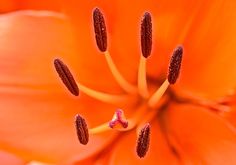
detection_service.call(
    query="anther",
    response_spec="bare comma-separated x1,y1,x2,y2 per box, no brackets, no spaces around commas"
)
93,8,107,52
138,12,152,97
141,12,152,58
75,114,89,145
136,123,150,158
54,59,79,96
92,8,137,93
109,109,128,129
168,46,183,84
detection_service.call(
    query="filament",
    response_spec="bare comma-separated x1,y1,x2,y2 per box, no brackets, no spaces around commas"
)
78,82,128,104
138,56,149,98
136,109,157,135
148,79,170,108
104,51,137,93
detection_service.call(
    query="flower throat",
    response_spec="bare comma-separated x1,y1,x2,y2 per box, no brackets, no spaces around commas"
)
54,7,183,158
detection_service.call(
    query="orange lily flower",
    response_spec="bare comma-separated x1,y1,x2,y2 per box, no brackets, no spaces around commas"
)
1,0,236,164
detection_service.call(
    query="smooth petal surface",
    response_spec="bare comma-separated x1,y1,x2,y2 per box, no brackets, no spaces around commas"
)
0,10,118,163
178,0,236,98
0,0,62,13
223,105,236,128
0,150,26,165
161,104,236,164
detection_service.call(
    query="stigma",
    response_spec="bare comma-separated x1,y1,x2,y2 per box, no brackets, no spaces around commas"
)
54,8,183,158
109,109,128,129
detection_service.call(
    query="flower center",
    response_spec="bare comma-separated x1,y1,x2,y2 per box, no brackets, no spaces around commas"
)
53,8,185,158
53,8,230,159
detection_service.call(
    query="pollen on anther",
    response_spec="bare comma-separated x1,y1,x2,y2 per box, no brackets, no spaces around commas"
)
168,46,183,84
136,123,150,158
109,109,128,129
93,8,107,52
75,114,89,145
141,12,152,58
53,59,79,96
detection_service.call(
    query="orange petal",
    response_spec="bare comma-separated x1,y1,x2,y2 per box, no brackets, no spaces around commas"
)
0,150,26,165
109,120,179,165
222,105,236,128
162,103,236,164
0,0,62,13
74,150,112,165
0,10,118,163
175,0,236,98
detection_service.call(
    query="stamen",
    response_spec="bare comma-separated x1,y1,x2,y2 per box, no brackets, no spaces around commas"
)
148,46,183,107
136,111,156,137
168,46,183,84
136,123,150,158
92,8,136,93
93,8,107,52
53,59,79,96
148,79,169,108
141,12,152,58
137,95,168,134
109,109,128,129
138,12,152,98
78,82,129,104
138,56,149,98
125,104,148,131
75,114,89,145
104,51,137,93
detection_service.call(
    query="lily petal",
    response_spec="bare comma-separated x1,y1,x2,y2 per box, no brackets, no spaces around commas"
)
161,103,236,164
178,0,236,98
223,105,236,128
0,150,26,165
0,0,62,13
0,10,117,163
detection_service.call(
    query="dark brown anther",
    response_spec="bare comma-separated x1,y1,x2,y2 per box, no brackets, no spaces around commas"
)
75,114,89,145
141,12,152,58
54,59,79,96
168,46,183,84
136,123,150,158
93,8,107,52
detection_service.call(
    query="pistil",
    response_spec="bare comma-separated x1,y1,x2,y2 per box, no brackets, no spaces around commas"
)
89,123,111,134
109,109,128,129
89,104,147,134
